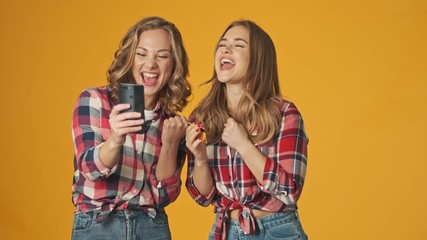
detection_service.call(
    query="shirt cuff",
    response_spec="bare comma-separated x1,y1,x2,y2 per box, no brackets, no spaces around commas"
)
149,166,180,189
186,175,216,206
93,142,118,178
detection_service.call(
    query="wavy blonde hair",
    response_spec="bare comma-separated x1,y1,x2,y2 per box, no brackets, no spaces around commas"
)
193,20,283,144
107,16,191,115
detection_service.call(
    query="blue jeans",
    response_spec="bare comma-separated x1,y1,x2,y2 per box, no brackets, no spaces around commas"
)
72,209,171,240
208,211,308,240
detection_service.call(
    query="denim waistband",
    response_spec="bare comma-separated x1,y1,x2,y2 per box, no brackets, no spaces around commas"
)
76,208,164,221
226,210,299,227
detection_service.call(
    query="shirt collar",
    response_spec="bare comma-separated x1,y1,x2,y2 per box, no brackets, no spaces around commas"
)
145,101,162,121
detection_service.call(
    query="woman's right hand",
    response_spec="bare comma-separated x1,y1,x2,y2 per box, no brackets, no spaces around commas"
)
185,122,208,164
108,103,145,146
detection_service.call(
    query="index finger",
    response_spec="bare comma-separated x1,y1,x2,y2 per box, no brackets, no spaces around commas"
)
111,103,131,116
177,115,189,127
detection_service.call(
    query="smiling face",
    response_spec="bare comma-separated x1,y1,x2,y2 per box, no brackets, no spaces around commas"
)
215,25,250,84
131,29,173,109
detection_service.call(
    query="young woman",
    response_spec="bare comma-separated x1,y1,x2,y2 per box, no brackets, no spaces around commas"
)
71,16,191,240
186,20,308,240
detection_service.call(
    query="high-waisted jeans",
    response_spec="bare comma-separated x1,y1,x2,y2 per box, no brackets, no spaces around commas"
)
72,209,171,240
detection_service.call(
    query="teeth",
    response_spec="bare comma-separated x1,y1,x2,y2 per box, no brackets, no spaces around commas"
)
142,72,158,78
221,58,235,65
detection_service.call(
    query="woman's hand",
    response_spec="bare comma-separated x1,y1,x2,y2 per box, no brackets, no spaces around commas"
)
109,103,145,146
186,122,208,164
99,103,144,169
221,118,250,152
161,116,188,147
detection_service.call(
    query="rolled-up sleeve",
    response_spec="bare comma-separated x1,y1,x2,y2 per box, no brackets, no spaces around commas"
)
149,141,187,208
72,89,118,181
185,152,217,206
257,103,308,205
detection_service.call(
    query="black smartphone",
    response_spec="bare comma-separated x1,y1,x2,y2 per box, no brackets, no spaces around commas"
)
119,83,145,133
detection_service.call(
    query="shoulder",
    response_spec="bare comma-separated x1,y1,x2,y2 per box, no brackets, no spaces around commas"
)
281,100,302,117
78,86,108,98
75,86,111,107
77,86,111,102
279,100,306,129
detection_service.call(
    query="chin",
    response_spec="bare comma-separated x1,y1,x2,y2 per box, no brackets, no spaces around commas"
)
218,76,232,83
216,74,228,82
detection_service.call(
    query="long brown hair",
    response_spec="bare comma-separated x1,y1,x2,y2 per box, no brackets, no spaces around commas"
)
193,20,283,144
107,16,191,114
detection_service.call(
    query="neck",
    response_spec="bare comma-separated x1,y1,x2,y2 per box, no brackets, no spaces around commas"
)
226,83,243,115
145,96,157,110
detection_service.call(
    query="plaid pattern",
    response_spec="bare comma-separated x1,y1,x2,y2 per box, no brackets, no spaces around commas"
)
186,101,308,240
72,86,186,220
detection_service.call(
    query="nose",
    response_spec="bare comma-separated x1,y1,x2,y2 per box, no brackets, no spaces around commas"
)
221,45,231,54
145,56,158,69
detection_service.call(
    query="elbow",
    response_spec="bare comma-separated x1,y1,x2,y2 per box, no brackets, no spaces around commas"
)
77,162,105,182
275,184,303,206
80,170,103,182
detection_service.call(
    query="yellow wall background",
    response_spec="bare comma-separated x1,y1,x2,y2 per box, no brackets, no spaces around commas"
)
1,0,426,239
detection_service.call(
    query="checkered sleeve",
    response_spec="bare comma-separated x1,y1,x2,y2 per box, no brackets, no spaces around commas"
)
72,89,118,181
258,103,308,205
149,140,187,208
185,151,217,206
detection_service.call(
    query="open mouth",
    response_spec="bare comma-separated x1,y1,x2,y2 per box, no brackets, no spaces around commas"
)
141,72,158,86
220,58,235,70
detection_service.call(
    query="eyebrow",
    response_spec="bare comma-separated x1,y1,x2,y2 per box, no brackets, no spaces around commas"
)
219,38,248,44
136,47,171,53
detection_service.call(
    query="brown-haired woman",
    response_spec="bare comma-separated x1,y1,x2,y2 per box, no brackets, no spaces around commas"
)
186,20,308,240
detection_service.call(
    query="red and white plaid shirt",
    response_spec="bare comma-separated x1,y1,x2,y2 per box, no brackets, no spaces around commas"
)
186,101,308,240
72,86,186,220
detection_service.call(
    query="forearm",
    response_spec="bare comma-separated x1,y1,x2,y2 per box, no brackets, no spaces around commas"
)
193,160,214,196
238,141,267,183
99,138,122,168
156,143,179,180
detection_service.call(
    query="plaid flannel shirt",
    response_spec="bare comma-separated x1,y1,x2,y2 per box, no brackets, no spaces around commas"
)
186,101,308,240
71,86,186,220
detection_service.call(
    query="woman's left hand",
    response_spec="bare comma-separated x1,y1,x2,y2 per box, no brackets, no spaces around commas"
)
161,116,188,146
221,118,250,151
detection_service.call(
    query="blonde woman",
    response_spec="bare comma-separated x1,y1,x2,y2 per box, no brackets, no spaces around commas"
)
186,20,308,240
71,16,191,240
